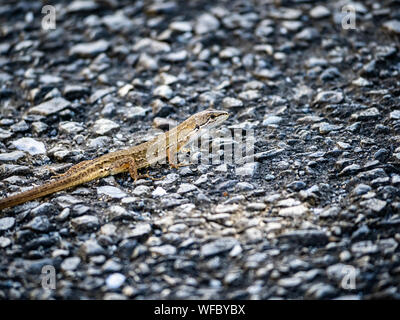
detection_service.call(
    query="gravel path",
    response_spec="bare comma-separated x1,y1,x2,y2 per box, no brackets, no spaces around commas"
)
0,0,400,299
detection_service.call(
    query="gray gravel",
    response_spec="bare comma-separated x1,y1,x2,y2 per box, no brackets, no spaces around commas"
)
0,0,400,300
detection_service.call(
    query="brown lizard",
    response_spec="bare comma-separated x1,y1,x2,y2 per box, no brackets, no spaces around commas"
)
0,110,229,210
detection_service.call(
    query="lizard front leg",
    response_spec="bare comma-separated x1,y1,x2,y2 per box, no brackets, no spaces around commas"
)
128,158,139,181
167,147,178,169
167,147,192,168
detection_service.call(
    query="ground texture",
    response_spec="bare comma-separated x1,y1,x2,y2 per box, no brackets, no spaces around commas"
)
0,0,400,299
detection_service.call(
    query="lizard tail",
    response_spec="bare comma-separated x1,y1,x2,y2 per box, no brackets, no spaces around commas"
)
0,177,82,210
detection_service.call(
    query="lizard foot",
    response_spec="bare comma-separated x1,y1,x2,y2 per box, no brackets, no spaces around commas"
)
137,173,165,181
169,162,191,169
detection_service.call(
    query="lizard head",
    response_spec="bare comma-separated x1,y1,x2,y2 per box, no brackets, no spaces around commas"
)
159,110,229,154
192,109,229,131
177,110,229,147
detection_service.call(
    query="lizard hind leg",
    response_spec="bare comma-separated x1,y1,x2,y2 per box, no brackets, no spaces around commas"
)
140,169,165,181
128,158,165,181
47,166,66,179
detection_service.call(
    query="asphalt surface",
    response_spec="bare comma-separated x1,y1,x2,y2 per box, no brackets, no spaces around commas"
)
0,0,400,299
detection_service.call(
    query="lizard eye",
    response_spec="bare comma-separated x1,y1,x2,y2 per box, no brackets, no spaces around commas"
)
210,114,216,120
195,124,200,130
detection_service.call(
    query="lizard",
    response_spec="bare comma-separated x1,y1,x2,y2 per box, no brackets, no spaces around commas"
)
0,110,229,210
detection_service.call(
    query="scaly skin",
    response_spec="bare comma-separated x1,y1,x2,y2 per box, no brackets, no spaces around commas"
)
0,110,229,210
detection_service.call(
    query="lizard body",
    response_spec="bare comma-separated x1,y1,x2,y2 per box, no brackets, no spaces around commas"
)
0,110,229,210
